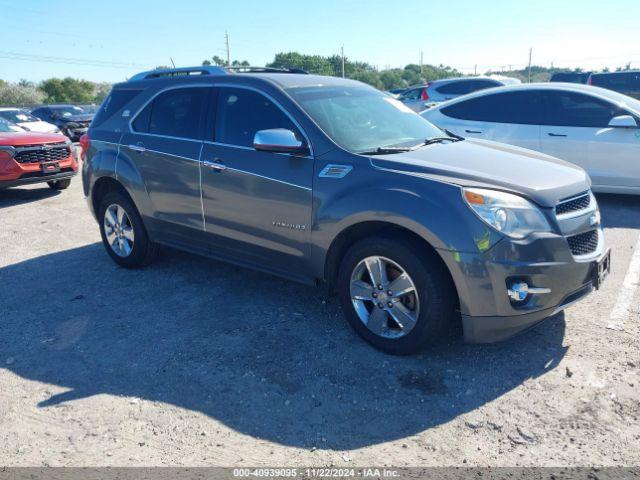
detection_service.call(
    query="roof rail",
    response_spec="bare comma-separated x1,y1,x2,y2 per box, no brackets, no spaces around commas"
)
227,66,308,75
128,66,228,82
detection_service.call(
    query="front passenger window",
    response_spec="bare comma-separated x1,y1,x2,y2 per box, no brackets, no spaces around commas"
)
215,88,300,148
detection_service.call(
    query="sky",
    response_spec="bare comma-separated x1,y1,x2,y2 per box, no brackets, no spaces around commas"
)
1,0,639,83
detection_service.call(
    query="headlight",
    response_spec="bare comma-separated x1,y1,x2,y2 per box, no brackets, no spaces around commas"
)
463,188,551,239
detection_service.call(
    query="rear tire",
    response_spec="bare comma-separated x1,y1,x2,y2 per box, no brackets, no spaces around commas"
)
337,234,456,355
47,179,71,190
98,191,159,268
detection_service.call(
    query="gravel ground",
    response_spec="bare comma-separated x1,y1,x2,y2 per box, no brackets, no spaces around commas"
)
0,178,639,467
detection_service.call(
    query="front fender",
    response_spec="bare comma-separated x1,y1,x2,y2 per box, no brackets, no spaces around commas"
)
310,172,501,279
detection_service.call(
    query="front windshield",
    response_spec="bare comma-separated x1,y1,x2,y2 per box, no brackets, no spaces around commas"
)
0,109,38,123
0,118,16,132
53,106,85,117
287,85,445,153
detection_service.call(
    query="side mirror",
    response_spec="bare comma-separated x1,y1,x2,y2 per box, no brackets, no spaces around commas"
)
253,129,309,155
608,115,638,128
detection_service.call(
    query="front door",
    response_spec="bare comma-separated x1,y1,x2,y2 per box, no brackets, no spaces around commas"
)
199,86,314,279
540,90,639,188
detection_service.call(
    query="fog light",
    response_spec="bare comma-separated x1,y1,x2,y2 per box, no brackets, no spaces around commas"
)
507,281,551,303
508,281,530,302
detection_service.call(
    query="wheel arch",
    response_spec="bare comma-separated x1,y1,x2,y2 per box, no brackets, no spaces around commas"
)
323,220,459,309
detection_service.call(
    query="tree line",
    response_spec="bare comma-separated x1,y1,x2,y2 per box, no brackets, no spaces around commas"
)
2,51,632,107
0,78,110,107
202,51,463,90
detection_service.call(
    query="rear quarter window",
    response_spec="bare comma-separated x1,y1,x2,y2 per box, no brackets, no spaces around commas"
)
92,89,142,128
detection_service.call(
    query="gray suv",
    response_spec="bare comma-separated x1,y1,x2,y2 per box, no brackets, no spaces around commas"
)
83,66,610,355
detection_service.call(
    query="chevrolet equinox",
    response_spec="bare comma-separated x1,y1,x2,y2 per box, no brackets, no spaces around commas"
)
82,66,610,354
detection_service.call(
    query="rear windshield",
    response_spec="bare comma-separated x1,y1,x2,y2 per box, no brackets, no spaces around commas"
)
92,89,142,127
550,73,589,84
590,72,640,90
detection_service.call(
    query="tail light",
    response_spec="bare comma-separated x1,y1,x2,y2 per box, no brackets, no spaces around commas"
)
79,133,89,161
421,84,431,101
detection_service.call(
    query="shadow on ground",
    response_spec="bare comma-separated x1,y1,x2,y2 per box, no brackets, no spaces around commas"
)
0,244,567,450
0,186,62,208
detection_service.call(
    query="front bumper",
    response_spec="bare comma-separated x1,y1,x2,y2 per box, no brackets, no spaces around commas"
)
0,169,76,189
439,229,609,343
0,152,77,189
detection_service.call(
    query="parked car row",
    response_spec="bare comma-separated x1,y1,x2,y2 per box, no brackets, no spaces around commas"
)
0,104,96,142
392,70,640,113
421,83,640,194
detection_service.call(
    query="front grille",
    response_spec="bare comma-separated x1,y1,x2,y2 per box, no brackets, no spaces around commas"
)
556,192,591,216
567,230,599,256
14,143,71,164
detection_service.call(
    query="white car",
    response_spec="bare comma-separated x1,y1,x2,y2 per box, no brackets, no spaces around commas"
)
422,83,640,194
0,107,60,134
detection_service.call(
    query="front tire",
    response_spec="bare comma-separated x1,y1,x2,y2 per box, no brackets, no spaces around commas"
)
337,234,456,355
98,191,159,268
47,179,71,190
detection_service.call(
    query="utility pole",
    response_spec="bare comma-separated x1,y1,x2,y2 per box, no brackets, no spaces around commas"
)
420,50,424,74
341,45,345,78
527,48,533,83
170,57,176,68
474,64,477,75
225,31,231,67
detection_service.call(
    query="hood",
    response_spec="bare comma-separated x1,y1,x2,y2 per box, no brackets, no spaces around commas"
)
17,120,58,133
371,138,590,207
0,132,69,147
58,113,94,123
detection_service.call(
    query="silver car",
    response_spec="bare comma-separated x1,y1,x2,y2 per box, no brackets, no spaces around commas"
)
399,77,506,112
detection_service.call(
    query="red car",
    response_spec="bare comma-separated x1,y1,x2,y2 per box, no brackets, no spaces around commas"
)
0,119,77,191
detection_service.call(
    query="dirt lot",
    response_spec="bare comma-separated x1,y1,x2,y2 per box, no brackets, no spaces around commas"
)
0,178,639,467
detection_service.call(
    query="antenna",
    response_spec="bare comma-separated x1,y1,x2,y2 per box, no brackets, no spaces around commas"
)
225,31,231,67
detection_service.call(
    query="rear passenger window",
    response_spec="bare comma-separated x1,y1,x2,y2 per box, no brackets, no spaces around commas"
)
441,91,545,125
215,88,299,147
92,89,142,127
133,87,207,139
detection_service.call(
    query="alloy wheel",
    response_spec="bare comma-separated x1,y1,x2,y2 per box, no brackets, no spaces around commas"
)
103,204,135,258
349,256,420,339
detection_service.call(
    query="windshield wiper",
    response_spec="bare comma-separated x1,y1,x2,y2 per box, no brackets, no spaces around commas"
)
421,136,461,146
357,146,414,155
444,129,465,140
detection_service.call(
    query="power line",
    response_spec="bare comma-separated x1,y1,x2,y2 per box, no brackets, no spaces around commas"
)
0,50,148,69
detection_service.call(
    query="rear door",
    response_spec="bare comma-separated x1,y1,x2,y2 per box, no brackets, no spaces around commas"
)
119,86,209,240
540,90,640,188
438,91,543,151
199,86,314,279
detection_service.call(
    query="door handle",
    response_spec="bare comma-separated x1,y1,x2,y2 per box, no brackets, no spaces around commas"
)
465,129,482,134
547,133,567,137
128,144,146,152
202,159,227,172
